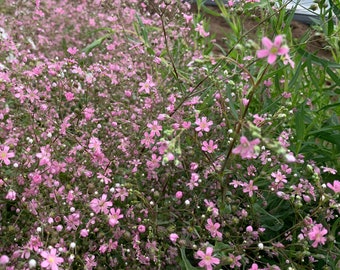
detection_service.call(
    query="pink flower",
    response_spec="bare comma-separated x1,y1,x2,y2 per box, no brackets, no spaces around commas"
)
0,145,15,165
138,74,155,94
36,146,51,166
80,229,89,237
138,225,146,233
67,47,78,55
5,189,16,200
202,140,218,153
90,194,113,214
147,120,162,137
232,136,260,159
83,107,95,120
108,207,123,227
195,117,213,133
40,248,64,270
64,92,74,101
271,170,287,184
0,255,9,265
205,219,222,240
228,253,242,268
169,233,179,242
195,23,209,37
196,247,220,270
88,137,102,152
175,191,183,199
186,172,199,190
327,180,340,193
242,180,258,197
141,132,155,148
322,166,337,174
249,263,259,270
257,35,289,64
308,223,327,248
113,187,129,202
183,13,193,24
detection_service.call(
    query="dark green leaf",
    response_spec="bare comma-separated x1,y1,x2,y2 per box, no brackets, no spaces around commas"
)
180,248,200,270
82,34,111,54
297,48,340,69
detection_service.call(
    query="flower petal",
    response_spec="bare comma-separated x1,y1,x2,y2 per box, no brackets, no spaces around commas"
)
267,54,277,64
278,46,289,55
262,37,273,49
273,35,283,47
256,49,269,58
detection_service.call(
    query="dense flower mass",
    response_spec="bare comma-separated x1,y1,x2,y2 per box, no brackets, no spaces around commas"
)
0,0,339,269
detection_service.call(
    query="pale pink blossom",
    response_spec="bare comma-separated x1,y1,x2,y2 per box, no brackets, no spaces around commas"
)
175,191,183,199
196,247,220,270
232,136,260,159
169,233,179,242
36,146,51,166
228,253,242,268
147,120,162,137
80,229,89,237
138,74,155,94
327,180,340,193
88,137,102,152
242,180,258,197
195,117,213,133
201,140,218,153
5,190,16,200
108,207,123,227
137,225,146,233
257,35,289,64
90,194,112,214
183,13,193,24
64,92,74,101
0,145,15,165
308,223,327,248
205,219,222,240
40,248,64,270
67,47,78,55
195,23,209,37
0,255,9,265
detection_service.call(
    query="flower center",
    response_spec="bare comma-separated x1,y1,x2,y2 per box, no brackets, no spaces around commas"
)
204,255,212,262
270,47,279,54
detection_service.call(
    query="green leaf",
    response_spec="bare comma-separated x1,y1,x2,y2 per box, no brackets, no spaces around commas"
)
296,48,340,69
310,131,340,149
325,67,340,85
82,34,111,54
288,56,307,89
214,241,231,251
253,203,284,231
201,5,222,17
327,8,334,35
317,103,340,112
180,248,200,270
295,104,305,143
307,125,340,134
329,0,340,20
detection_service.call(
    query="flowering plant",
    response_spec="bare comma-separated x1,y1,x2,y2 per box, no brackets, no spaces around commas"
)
0,0,339,269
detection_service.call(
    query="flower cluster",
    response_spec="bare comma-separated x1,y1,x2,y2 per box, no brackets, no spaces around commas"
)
0,0,339,269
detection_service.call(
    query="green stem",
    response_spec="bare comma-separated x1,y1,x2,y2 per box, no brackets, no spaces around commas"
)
219,64,269,203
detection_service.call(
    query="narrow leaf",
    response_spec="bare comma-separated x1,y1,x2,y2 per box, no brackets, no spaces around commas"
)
180,248,200,270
